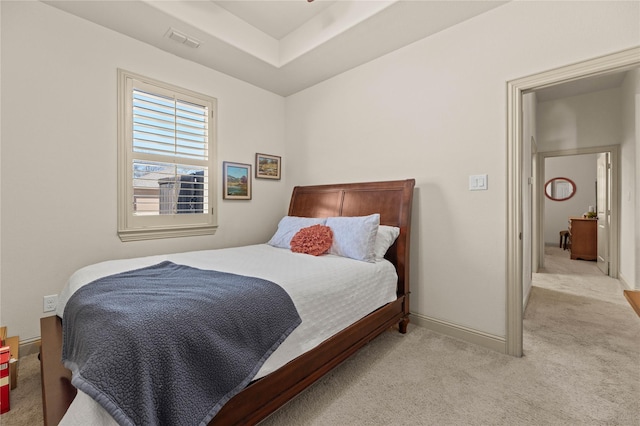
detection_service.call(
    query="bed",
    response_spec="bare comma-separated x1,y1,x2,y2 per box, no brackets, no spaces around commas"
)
40,178,415,425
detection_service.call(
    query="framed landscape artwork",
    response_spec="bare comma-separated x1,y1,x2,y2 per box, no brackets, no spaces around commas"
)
223,161,251,200
255,153,281,180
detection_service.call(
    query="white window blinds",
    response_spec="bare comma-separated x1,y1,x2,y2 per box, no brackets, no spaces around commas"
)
132,89,208,161
118,70,217,241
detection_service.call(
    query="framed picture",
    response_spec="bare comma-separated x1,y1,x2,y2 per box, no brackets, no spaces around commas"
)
255,153,281,180
223,161,251,200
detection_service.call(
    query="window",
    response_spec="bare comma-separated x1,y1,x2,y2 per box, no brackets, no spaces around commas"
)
118,70,217,241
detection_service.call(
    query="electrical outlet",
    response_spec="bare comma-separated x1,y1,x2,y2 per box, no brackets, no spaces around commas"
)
43,295,58,313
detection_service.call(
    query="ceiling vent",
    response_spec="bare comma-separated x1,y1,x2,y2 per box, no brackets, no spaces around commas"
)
166,28,200,49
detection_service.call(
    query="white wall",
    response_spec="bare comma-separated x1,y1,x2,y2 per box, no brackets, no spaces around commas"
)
0,1,288,340
543,155,598,245
537,88,622,153
284,1,639,339
620,69,639,289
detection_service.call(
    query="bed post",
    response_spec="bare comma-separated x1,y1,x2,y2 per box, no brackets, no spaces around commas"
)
397,179,414,333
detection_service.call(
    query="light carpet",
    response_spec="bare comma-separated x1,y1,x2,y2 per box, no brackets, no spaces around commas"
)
2,246,638,425
261,246,639,425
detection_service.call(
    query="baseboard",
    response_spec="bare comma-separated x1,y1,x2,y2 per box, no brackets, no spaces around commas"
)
523,284,532,310
618,272,636,291
18,337,41,357
410,313,506,354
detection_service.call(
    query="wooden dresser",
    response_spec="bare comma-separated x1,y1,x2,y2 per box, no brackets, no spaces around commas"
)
568,217,597,261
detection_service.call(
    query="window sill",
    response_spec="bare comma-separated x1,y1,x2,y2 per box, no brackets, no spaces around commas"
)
118,224,218,242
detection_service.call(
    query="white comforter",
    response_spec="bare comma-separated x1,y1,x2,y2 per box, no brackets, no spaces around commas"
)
58,244,397,425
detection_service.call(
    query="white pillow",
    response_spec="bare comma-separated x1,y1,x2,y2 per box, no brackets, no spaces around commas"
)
374,225,400,259
268,216,327,249
326,214,380,262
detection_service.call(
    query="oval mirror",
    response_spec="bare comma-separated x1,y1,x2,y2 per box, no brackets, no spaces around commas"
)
544,177,576,201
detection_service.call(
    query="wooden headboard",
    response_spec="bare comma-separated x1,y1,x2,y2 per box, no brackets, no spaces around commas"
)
288,179,415,298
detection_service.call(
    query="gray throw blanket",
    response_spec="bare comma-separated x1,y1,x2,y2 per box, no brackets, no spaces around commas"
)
62,261,301,426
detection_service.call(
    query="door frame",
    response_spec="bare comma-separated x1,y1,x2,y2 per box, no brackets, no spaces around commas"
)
506,46,639,357
536,146,620,278
597,152,611,275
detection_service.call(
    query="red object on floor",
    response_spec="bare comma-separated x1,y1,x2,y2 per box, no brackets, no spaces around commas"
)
0,346,9,414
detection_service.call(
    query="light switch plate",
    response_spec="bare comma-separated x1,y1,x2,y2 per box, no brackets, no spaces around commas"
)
469,174,488,191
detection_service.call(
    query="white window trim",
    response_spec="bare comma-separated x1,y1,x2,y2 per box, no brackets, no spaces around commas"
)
117,69,218,241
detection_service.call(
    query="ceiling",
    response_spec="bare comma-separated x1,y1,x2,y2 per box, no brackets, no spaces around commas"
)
215,1,338,40
44,0,508,96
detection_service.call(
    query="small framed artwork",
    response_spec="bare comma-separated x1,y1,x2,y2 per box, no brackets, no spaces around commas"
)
223,161,251,200
255,153,281,180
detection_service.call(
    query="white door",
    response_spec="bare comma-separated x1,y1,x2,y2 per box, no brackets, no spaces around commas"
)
596,153,609,275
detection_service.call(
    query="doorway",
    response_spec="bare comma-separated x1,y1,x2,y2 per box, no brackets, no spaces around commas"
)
505,46,640,357
538,147,619,279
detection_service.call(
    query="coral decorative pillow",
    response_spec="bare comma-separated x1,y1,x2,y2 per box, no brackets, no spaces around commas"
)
290,225,333,256
267,216,327,249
